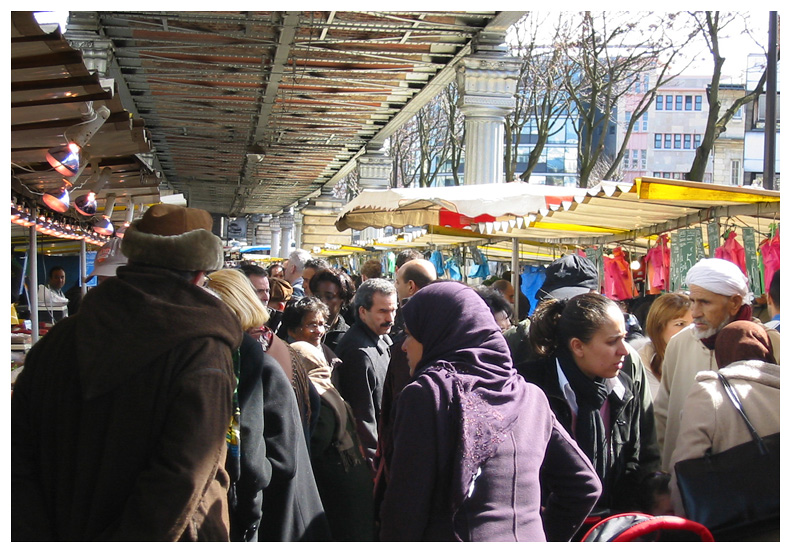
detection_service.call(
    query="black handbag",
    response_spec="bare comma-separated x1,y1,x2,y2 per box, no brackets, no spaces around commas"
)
674,373,780,541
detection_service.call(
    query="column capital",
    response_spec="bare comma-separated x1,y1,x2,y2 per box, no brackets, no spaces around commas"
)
357,151,392,190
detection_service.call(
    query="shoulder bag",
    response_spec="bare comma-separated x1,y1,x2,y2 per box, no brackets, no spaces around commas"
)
674,373,780,541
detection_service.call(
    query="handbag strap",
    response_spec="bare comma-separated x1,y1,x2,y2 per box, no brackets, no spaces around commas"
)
717,372,768,455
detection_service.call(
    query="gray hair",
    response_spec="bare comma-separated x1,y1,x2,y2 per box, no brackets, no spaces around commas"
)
354,278,396,313
288,248,312,272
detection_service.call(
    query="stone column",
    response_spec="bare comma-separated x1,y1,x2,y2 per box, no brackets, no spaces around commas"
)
356,147,393,243
456,32,521,185
279,208,294,257
357,147,392,191
269,215,281,259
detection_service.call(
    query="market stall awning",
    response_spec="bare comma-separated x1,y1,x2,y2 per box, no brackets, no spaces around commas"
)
482,178,780,246
335,182,586,232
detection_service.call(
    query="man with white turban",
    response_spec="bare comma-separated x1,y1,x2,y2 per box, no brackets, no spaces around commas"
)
653,258,780,471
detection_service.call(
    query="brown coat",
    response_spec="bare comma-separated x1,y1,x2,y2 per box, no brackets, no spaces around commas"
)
12,265,242,541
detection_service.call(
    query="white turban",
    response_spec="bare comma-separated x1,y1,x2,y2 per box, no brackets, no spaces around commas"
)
685,258,752,304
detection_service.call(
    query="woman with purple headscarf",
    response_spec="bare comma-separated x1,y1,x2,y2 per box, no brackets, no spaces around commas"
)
378,281,601,541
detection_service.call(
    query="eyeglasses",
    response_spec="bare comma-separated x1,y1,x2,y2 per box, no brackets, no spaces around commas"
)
301,322,326,331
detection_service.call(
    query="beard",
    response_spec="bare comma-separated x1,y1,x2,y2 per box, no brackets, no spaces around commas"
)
691,316,731,340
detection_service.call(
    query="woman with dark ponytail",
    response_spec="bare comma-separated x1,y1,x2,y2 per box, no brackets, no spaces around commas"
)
517,293,661,524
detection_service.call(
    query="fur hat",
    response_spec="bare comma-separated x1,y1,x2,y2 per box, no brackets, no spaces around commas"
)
121,204,224,272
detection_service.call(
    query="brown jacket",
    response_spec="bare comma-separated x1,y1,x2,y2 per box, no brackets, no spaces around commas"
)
12,265,242,541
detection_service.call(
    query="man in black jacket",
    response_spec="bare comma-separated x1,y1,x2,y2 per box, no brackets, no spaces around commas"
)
333,278,398,471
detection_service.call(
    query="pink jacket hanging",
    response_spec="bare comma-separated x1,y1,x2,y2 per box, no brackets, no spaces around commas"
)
760,230,780,294
644,234,670,294
603,247,637,301
715,231,747,276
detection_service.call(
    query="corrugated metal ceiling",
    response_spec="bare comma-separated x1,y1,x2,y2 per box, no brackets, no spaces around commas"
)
68,10,522,216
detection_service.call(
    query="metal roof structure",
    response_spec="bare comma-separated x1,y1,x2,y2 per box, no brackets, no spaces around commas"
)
11,11,159,234
61,10,524,217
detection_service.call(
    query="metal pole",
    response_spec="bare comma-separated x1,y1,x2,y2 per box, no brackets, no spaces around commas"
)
511,237,519,319
80,240,88,297
29,208,39,344
763,11,777,190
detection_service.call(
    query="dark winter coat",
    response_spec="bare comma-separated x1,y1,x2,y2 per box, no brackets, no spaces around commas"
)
517,348,661,514
379,282,601,541
332,320,392,469
11,265,241,541
230,333,330,542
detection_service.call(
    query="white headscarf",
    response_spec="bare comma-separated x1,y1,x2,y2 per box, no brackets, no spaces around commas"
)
686,258,752,304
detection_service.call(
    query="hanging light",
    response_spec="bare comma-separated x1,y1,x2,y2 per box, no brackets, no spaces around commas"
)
46,105,111,176
74,166,112,216
92,192,116,236
74,191,98,216
93,215,114,236
42,186,71,213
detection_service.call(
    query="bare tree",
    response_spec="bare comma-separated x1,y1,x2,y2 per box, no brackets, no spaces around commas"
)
559,11,696,187
505,13,572,183
389,120,420,188
686,11,768,182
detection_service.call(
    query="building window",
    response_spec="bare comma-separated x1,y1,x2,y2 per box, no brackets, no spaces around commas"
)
664,134,672,149
641,149,647,170
666,94,674,110
656,96,664,110
631,149,639,169
675,95,683,111
693,134,701,149
734,105,744,119
683,134,691,149
625,110,632,124
642,113,648,131
674,134,682,149
685,95,693,110
634,79,641,94
624,149,631,168
654,134,663,149
731,160,741,186
663,172,671,178
644,74,650,91
673,172,686,180
695,95,702,111
653,172,662,177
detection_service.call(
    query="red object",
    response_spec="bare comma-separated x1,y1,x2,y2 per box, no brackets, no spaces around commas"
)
582,512,715,542
438,209,495,228
644,234,670,294
603,247,638,300
760,230,780,294
715,231,747,276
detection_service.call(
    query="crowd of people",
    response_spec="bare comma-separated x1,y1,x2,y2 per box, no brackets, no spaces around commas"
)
11,203,780,542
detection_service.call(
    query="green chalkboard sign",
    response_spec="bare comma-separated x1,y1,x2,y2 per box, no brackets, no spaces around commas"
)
585,247,604,292
670,232,680,291
741,227,762,298
706,220,720,257
674,228,702,290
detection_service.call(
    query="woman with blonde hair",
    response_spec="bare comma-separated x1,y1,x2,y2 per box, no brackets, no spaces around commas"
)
204,269,329,542
634,293,692,398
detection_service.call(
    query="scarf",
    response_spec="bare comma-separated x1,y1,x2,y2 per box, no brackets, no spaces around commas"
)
289,341,360,471
700,303,753,350
402,281,526,518
556,349,609,484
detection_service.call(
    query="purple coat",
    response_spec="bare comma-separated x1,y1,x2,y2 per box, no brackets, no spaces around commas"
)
379,281,601,541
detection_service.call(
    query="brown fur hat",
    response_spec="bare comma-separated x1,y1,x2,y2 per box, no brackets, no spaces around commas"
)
120,204,224,272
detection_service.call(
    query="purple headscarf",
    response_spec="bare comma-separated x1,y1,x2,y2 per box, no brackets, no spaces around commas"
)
402,281,527,515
